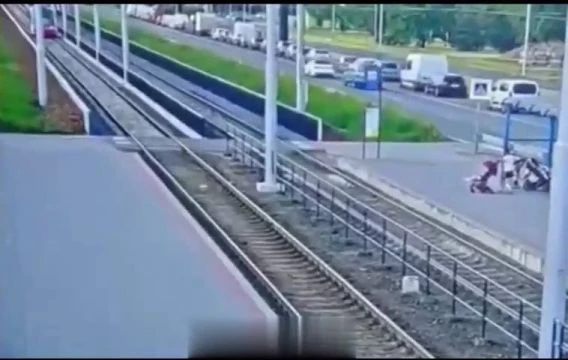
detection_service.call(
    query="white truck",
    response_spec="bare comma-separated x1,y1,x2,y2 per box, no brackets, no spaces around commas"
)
400,54,448,92
193,12,217,36
233,21,258,48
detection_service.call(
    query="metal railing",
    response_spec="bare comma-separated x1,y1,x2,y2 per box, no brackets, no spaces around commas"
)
224,122,546,357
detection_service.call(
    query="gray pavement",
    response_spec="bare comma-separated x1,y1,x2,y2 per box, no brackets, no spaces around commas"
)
79,5,554,144
314,141,548,256
0,134,275,357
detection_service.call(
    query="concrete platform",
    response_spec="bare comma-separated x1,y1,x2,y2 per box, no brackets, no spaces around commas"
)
307,141,549,273
0,134,277,357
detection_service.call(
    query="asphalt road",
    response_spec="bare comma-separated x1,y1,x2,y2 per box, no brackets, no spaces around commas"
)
78,5,554,144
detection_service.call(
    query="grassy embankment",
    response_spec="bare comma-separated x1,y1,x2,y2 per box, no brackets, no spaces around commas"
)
94,18,442,141
0,30,43,132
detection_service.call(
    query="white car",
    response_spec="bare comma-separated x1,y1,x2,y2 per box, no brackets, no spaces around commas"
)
305,48,331,61
305,59,335,78
285,44,297,59
229,32,243,46
277,40,291,56
489,79,540,112
211,28,227,41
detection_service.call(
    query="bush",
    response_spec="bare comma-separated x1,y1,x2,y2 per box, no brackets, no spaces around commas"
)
99,19,443,142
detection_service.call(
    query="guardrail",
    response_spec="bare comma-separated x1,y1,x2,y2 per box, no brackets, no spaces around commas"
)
55,8,328,141
223,122,549,357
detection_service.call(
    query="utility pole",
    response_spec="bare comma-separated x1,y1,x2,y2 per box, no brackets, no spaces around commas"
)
34,4,47,107
74,4,80,47
256,4,279,194
537,9,568,358
120,4,129,84
93,4,100,62
62,4,67,37
331,4,335,32
521,4,532,77
295,4,306,112
378,4,384,46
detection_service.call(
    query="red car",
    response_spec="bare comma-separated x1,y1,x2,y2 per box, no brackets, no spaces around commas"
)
43,25,61,39
31,24,61,39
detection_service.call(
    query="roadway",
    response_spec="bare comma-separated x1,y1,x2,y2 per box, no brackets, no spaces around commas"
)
78,5,553,144
0,134,277,357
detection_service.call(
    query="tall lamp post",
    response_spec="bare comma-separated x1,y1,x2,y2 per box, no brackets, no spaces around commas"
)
521,4,532,77
295,4,306,112
256,4,279,194
34,4,47,107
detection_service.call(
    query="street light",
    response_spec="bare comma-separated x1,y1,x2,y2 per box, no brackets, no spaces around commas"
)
537,8,568,358
93,4,101,61
256,4,279,194
34,4,47,107
295,4,306,112
73,4,80,46
120,4,129,84
521,4,532,77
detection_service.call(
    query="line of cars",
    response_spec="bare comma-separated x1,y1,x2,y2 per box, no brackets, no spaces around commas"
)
210,27,404,81
209,25,543,108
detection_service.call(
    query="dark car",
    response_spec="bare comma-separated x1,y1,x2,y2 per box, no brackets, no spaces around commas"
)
424,74,468,98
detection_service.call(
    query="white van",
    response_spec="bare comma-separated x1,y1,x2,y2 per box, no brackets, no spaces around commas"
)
400,54,448,91
489,79,540,111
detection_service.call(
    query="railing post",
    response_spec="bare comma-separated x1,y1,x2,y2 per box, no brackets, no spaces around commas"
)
451,261,458,315
425,245,431,295
517,300,524,358
315,180,321,219
401,232,407,276
381,219,387,264
302,171,307,209
362,210,368,251
330,189,335,226
481,280,488,338
344,199,351,239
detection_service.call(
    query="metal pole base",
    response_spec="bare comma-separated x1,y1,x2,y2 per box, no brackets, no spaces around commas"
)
256,182,280,193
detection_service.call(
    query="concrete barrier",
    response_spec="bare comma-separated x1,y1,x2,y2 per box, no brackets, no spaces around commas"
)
58,10,328,141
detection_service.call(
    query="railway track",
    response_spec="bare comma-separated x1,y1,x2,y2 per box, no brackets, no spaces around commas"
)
7,9,432,356
23,8,564,354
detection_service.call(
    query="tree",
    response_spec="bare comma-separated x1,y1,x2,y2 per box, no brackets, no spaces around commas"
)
485,15,518,52
450,14,484,51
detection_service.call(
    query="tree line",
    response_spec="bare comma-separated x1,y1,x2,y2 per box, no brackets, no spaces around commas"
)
306,4,567,52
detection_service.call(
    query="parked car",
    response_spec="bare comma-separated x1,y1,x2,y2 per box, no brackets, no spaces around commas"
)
305,59,335,78
423,74,468,98
489,79,540,111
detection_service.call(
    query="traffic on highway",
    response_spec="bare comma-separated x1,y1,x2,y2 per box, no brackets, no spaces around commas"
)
116,4,555,145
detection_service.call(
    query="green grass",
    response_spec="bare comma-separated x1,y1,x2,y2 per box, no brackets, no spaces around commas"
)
94,18,441,141
0,32,43,132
